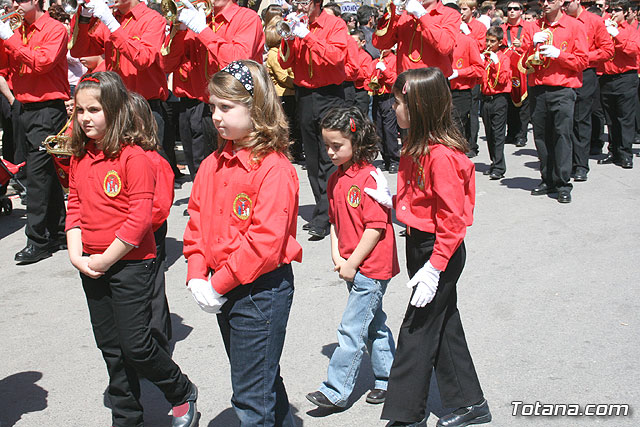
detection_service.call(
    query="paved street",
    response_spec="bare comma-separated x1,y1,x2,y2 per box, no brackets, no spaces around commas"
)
1,129,638,427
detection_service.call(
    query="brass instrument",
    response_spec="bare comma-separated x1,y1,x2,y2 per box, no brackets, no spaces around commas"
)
160,0,212,55
68,0,117,50
368,52,385,92
482,48,492,62
525,28,553,69
276,13,307,40
0,11,23,31
394,0,407,14
43,134,73,156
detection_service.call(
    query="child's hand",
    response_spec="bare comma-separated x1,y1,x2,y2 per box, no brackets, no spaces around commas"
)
72,255,104,279
333,256,347,271
337,261,357,282
88,254,112,273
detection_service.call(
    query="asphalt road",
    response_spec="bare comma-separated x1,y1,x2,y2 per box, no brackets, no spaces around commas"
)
1,129,638,427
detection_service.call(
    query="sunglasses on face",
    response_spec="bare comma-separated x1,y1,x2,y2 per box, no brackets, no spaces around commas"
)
507,6,521,10
16,0,32,3
606,7,624,12
293,0,312,6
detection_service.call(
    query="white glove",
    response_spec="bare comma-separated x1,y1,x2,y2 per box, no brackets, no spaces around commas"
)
87,0,120,33
187,278,227,313
604,18,615,27
0,20,13,40
375,61,387,71
178,0,207,34
532,31,549,45
392,0,405,12
448,69,458,80
405,0,427,18
489,51,499,64
364,167,393,209
606,25,619,38
407,260,441,307
292,18,310,38
460,22,471,35
80,1,94,18
539,44,560,59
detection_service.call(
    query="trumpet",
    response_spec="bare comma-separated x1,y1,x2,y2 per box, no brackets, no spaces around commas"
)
160,0,212,23
276,13,307,40
368,53,385,92
394,0,407,14
0,10,23,31
525,28,553,67
43,135,73,156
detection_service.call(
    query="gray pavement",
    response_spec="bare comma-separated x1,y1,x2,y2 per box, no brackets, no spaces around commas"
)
1,127,639,427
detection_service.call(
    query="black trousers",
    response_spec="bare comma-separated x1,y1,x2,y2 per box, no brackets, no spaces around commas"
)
372,94,399,167
451,88,472,143
281,95,303,161
572,68,598,174
506,95,530,143
82,259,191,427
178,97,214,178
12,100,26,166
354,88,370,117
481,93,508,175
148,99,177,177
600,71,638,163
0,93,14,163
150,221,172,354
296,84,344,229
469,85,481,154
20,100,67,248
591,79,607,153
381,230,483,423
343,81,356,108
530,86,576,193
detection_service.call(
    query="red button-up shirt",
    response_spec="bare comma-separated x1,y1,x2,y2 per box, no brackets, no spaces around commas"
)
450,32,483,91
0,12,70,103
366,51,397,94
353,47,374,90
278,11,348,89
161,3,264,102
395,144,475,271
144,149,174,232
328,163,399,281
372,1,459,76
66,143,156,260
576,8,615,68
528,13,589,88
599,20,640,75
70,2,168,100
344,33,361,83
501,19,535,55
467,17,487,51
482,50,512,95
183,141,303,294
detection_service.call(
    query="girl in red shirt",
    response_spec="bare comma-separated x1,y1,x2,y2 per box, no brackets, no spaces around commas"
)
305,107,399,409
183,60,302,426
65,71,197,427
366,67,491,427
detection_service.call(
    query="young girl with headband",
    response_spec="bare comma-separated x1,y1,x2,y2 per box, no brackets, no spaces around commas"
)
183,60,302,426
366,67,492,427
66,71,198,427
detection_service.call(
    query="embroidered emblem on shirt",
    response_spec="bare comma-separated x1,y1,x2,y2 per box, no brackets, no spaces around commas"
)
233,193,252,220
512,77,521,88
416,165,426,191
347,185,361,208
456,58,464,69
560,41,568,52
57,167,66,180
103,170,122,198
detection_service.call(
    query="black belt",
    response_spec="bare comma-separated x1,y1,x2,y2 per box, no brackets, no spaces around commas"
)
451,88,471,93
22,99,65,111
601,69,637,80
482,93,508,101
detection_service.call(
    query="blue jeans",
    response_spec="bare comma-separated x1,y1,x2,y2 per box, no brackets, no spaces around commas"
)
319,272,395,407
217,264,295,427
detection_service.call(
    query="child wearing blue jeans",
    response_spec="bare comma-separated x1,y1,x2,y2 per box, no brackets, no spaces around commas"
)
306,106,399,409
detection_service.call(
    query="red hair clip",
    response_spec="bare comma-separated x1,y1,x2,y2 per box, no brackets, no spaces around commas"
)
402,81,409,94
350,118,356,132
81,76,100,84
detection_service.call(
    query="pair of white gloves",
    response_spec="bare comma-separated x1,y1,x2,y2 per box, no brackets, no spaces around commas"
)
364,168,441,308
187,278,227,313
532,31,561,59
394,0,427,19
604,19,620,38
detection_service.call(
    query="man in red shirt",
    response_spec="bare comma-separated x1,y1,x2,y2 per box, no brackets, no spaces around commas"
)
564,0,615,180
350,29,375,116
596,1,639,169
459,0,487,50
279,0,349,239
161,0,264,182
501,0,535,147
526,0,589,203
0,0,69,263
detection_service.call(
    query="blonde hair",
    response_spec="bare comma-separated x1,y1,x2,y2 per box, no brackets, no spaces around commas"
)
265,18,282,49
208,60,290,162
458,0,477,8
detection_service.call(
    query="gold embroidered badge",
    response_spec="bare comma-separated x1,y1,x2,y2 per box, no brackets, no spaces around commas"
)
347,185,361,208
233,193,252,220
416,165,425,191
103,170,122,198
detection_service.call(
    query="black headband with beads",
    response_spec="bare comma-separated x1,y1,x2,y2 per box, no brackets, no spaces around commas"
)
221,61,254,97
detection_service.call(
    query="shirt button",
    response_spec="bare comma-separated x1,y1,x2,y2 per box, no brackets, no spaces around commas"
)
219,209,223,214
401,205,406,211
407,180,410,184
223,182,227,186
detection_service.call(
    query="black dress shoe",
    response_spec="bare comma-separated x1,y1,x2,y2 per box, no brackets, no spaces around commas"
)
172,383,197,427
597,153,618,165
302,222,312,231
515,137,527,147
531,182,555,196
306,391,340,409
557,190,572,204
366,388,386,404
482,169,492,176
15,244,51,264
573,170,588,182
387,416,428,426
308,224,330,239
489,172,504,180
466,150,478,159
183,208,190,216
436,399,491,427
621,159,633,169
389,163,399,174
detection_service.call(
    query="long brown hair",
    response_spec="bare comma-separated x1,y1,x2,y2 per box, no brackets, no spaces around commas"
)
71,71,136,158
393,67,469,160
208,60,290,163
128,91,160,151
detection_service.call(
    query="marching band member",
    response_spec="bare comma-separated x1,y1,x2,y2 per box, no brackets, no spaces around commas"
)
278,0,349,239
0,0,70,264
564,0,614,181
350,29,375,116
161,0,264,179
459,0,486,50
597,1,639,169
526,0,588,204
372,0,460,76
501,0,535,148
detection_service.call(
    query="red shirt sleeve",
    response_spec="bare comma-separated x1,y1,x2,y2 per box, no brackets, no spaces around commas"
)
65,156,81,231
110,13,165,70
70,18,107,58
589,16,614,65
418,8,459,57
4,23,68,74
160,28,188,73
303,19,349,67
183,156,211,283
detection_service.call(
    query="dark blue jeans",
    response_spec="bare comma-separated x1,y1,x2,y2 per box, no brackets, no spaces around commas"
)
217,264,295,427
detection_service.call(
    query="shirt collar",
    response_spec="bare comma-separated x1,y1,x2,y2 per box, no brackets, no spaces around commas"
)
27,12,49,31
220,140,252,171
116,2,146,20
507,18,523,27
542,12,569,28
429,1,446,16
339,162,362,178
215,1,240,23
312,10,331,29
